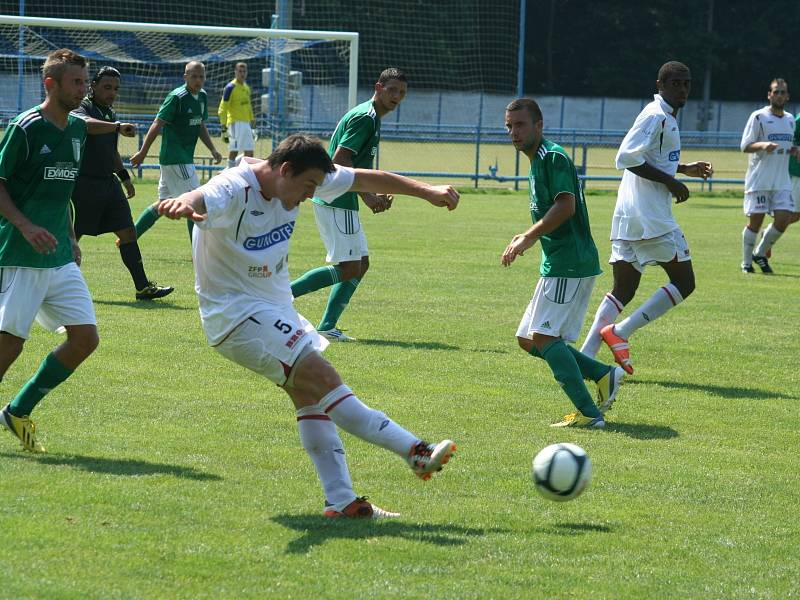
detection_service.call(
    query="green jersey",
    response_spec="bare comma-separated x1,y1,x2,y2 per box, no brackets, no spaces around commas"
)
157,85,208,165
790,114,800,178
312,99,380,210
528,139,600,278
0,106,86,268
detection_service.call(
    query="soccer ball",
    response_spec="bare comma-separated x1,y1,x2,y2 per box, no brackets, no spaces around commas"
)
532,443,592,502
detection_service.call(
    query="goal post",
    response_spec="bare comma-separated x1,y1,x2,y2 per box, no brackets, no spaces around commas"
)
0,14,358,158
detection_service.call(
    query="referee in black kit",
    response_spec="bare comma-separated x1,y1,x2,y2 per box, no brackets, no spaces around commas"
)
72,66,174,300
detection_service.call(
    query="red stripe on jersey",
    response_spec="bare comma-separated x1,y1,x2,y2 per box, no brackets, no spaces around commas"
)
661,286,677,306
324,394,354,413
606,293,624,313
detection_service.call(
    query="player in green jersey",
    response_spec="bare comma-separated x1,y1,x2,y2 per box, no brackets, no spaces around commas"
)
130,61,223,241
502,98,624,428
0,49,120,452
291,68,456,342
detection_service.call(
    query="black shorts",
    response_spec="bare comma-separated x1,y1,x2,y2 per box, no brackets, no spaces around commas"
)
72,175,134,237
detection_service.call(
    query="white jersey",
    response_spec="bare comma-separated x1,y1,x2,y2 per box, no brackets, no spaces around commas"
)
193,162,355,345
740,107,795,193
611,94,682,241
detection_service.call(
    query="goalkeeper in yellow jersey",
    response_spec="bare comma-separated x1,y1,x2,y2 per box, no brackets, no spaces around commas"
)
218,62,255,168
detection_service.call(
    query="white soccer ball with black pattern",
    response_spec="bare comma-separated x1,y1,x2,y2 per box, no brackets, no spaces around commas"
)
532,443,592,502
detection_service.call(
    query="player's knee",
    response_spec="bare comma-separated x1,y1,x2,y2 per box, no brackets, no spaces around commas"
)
117,227,137,244
517,336,535,353
0,332,25,356
69,327,100,358
674,275,695,299
360,256,370,276
338,261,361,281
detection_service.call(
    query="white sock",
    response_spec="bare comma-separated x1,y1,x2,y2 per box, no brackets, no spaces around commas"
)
616,283,684,339
296,405,356,508
227,159,237,169
318,384,418,456
754,223,782,257
742,226,758,266
580,293,625,357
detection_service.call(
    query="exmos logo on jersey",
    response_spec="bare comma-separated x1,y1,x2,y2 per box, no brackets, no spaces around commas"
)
189,117,202,126
243,221,295,251
44,166,78,180
768,133,793,142
668,150,680,161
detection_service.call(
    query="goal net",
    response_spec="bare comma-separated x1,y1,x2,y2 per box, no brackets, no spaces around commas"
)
0,15,357,170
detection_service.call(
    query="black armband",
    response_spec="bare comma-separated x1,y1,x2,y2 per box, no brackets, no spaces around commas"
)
116,168,131,182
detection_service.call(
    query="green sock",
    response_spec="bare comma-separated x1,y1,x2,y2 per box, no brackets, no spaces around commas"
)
291,266,342,298
540,340,602,418
8,353,73,417
318,278,360,331
567,346,611,382
134,205,160,238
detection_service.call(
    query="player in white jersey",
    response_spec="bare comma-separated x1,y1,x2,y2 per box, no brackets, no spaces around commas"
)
158,134,459,519
580,62,713,374
739,78,799,274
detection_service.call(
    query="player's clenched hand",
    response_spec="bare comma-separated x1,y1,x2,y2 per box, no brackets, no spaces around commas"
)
158,198,206,222
683,161,713,179
362,193,391,214
20,223,58,254
123,180,135,199
501,233,536,267
212,150,223,164
129,150,145,167
667,178,690,203
118,123,136,137
425,185,460,210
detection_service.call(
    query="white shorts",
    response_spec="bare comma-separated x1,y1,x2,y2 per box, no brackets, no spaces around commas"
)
214,306,329,386
610,228,691,273
743,190,795,215
791,177,800,212
0,262,96,339
516,276,597,344
228,122,255,153
313,202,369,263
158,164,200,200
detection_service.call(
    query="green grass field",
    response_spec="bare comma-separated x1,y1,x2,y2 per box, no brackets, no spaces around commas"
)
1,181,798,598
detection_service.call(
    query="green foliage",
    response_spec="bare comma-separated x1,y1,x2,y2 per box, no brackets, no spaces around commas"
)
0,183,797,598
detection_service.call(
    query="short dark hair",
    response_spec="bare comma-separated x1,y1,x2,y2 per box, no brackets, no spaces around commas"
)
377,67,407,86
42,48,87,82
505,98,543,123
770,78,788,91
657,61,691,82
267,134,335,175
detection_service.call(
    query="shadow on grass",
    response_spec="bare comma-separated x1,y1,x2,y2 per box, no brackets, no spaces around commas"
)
272,514,504,553
92,299,192,310
627,379,796,400
0,451,221,480
603,422,679,440
357,338,509,354
357,338,460,351
536,522,614,535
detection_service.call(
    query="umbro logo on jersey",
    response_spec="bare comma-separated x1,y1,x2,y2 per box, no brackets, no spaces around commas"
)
250,210,264,216
39,144,51,154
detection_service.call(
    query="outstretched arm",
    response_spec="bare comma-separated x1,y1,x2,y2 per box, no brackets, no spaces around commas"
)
83,118,136,137
348,169,459,210
501,193,575,266
158,189,207,222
